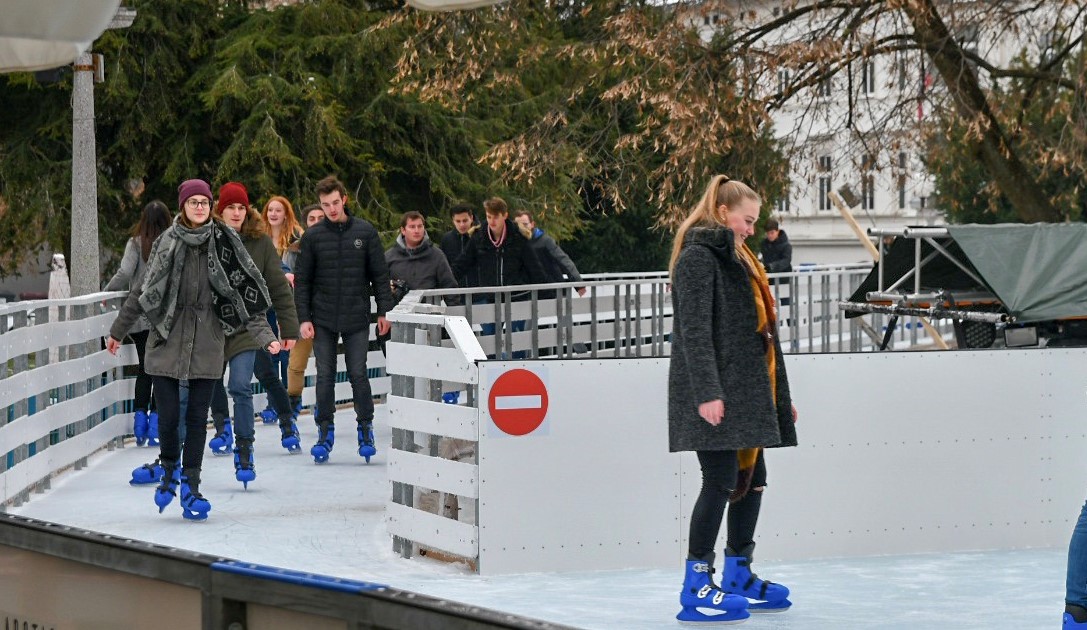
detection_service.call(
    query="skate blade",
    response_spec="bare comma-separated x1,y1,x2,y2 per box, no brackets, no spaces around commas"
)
747,599,790,613
676,607,750,625
182,511,209,521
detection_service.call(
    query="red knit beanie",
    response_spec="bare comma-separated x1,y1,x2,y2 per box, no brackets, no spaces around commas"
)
216,182,250,212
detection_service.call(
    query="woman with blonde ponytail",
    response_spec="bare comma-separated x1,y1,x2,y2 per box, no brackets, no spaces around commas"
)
669,175,799,623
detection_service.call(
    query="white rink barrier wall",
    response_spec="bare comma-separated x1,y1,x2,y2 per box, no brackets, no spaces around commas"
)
0,292,383,510
385,303,1087,575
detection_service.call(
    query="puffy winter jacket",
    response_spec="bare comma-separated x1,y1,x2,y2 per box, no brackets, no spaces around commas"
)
441,229,479,288
293,215,394,334
449,219,548,293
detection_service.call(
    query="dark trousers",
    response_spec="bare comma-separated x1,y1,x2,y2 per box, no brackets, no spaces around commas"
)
152,376,214,471
254,349,292,421
129,330,156,412
210,378,229,423
688,450,767,560
313,324,372,426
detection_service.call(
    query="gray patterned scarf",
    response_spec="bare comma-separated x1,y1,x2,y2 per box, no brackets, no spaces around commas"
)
139,217,271,339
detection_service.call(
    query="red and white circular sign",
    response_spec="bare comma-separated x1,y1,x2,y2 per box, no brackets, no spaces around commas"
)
488,369,549,436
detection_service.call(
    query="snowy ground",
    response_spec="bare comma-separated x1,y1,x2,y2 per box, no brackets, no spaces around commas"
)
11,409,1070,630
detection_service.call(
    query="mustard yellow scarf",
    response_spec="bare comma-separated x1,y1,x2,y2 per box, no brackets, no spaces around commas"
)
733,243,777,501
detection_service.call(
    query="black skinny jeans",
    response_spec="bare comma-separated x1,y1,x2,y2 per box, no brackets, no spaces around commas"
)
152,376,214,472
688,449,767,561
313,324,372,426
129,330,155,412
254,349,292,421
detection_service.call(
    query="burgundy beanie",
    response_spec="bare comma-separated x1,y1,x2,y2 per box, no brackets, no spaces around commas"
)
216,182,250,212
177,179,213,209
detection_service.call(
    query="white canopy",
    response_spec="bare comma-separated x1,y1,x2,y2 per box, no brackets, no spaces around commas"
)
405,0,505,11
0,0,121,72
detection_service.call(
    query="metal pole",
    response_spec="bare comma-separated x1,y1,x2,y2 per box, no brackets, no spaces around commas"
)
70,54,98,296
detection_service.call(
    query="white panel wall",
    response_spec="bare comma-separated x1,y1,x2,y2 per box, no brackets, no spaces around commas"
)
475,349,1087,575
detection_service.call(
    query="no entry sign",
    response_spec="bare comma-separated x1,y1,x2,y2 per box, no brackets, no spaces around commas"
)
488,368,549,436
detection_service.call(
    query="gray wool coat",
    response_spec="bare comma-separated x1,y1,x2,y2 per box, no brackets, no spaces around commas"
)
668,227,798,453
110,242,276,381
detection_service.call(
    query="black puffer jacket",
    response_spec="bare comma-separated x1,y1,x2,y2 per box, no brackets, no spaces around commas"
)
293,215,394,334
760,229,793,273
441,229,479,288
449,220,548,292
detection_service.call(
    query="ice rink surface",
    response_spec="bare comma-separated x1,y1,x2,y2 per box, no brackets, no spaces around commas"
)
12,410,1070,630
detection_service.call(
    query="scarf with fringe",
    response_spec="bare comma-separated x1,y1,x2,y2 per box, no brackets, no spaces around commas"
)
139,218,271,339
732,242,778,501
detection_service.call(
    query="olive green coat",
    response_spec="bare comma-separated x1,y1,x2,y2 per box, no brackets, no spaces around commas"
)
223,233,300,361
110,242,277,380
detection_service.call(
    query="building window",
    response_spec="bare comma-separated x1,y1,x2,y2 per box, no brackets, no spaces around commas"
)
817,76,832,98
703,15,710,26
861,60,876,95
776,188,790,214
896,53,909,92
897,152,908,210
818,155,833,211
777,68,790,95
860,154,876,211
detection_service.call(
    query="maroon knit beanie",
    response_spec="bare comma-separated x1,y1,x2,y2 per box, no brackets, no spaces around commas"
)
177,179,213,209
216,182,250,212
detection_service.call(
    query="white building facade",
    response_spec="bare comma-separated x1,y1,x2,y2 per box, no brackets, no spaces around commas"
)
688,1,1050,265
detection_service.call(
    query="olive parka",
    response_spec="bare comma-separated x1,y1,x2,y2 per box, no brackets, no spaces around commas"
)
223,210,300,361
109,227,277,381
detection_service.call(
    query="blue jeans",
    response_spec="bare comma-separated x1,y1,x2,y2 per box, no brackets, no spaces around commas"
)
313,324,372,426
226,350,257,442
1068,499,1087,608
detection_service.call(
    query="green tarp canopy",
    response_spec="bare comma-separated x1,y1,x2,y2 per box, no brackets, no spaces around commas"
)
948,224,1087,322
848,223,1087,323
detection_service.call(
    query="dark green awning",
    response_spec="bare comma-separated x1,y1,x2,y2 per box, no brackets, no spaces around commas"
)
947,224,1087,322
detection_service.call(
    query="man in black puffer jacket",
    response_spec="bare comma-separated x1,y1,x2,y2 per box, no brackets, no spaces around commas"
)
293,175,394,465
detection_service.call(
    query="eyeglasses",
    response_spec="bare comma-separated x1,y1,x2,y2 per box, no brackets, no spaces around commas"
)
186,199,211,209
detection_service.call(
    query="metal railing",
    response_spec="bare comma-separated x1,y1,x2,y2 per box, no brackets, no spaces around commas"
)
410,266,952,359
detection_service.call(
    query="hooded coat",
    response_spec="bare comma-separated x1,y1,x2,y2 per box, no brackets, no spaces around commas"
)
668,227,797,452
385,234,458,291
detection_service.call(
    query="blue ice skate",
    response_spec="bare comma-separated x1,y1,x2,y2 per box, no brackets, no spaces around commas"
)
722,552,791,613
1066,606,1087,628
146,411,160,446
129,458,164,485
179,470,211,521
233,440,255,489
441,391,460,404
208,418,233,455
280,420,301,453
133,409,149,446
259,406,277,424
154,464,180,513
677,557,750,625
357,421,376,463
310,423,334,464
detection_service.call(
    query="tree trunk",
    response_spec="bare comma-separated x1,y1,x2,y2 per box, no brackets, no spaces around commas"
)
901,0,1058,222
